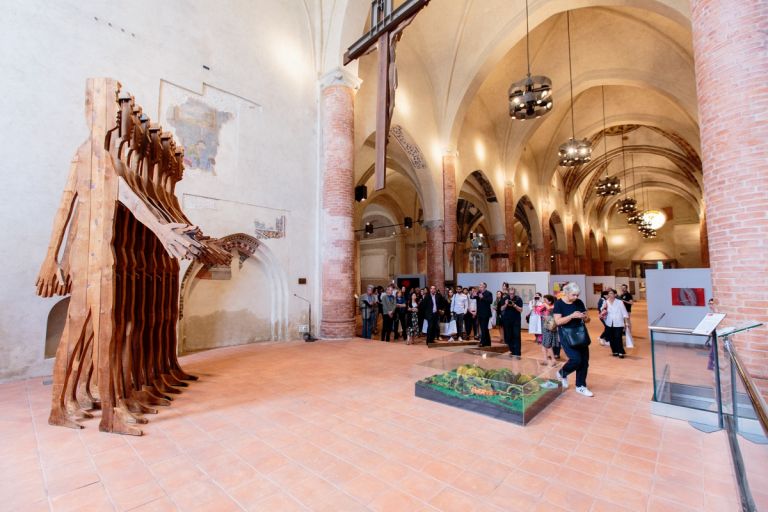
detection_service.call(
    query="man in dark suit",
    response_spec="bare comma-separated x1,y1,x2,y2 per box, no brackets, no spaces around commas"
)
420,285,447,344
502,287,524,356
476,282,494,347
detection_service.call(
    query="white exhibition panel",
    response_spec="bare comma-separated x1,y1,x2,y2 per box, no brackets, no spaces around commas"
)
646,268,712,344
584,276,616,308
549,275,587,298
457,272,550,328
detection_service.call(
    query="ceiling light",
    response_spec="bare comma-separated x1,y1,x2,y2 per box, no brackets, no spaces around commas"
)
509,0,552,120
557,11,591,166
642,209,666,230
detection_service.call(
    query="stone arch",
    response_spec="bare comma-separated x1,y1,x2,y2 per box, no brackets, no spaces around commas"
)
549,211,567,254
458,169,505,236
179,233,289,354
356,126,434,220
45,297,70,359
514,195,543,249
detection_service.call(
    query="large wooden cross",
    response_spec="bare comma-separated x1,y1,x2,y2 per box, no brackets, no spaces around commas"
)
344,0,430,191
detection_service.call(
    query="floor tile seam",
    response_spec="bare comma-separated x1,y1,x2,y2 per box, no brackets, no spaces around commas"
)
173,458,252,512
27,381,56,512
216,433,386,511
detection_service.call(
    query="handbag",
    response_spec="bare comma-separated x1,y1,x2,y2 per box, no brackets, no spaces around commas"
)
525,313,531,323
559,321,590,347
544,315,557,332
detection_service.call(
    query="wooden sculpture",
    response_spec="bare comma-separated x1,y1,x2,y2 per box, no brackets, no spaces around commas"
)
36,78,230,435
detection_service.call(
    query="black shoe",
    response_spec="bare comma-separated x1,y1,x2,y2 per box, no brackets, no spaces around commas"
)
618,354,625,359
612,353,618,357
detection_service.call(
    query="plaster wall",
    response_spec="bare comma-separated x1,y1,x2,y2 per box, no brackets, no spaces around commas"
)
0,0,318,381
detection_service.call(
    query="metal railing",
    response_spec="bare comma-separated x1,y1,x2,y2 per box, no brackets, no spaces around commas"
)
724,337,768,438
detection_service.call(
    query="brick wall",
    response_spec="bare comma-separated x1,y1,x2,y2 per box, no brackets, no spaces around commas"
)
692,0,768,382
424,220,444,289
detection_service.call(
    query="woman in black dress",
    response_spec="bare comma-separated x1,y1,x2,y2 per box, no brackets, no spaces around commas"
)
553,282,594,397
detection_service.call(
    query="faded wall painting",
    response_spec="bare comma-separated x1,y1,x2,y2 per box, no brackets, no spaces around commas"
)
166,98,233,172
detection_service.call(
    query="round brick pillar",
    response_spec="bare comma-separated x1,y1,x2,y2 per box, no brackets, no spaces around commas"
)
442,155,458,284
424,220,444,289
319,70,360,338
490,236,508,272
692,0,768,379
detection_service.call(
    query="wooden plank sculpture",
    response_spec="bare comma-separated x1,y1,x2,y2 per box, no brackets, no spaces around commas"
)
35,78,230,435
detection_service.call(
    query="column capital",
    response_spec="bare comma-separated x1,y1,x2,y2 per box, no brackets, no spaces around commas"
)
422,219,444,230
320,67,362,91
489,234,506,241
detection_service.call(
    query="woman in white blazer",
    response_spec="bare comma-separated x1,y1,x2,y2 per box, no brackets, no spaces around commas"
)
601,288,629,358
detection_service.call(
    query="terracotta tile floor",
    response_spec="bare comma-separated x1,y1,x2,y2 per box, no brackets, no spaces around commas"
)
0,303,750,511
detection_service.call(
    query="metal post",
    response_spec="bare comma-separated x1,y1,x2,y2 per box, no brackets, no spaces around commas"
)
730,341,739,433
650,329,657,402
712,328,724,429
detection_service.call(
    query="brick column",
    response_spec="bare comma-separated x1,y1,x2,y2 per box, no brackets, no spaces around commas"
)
490,235,508,272
534,216,551,271
600,239,611,275
504,184,517,270
424,220,444,289
443,155,458,284
564,225,576,274
583,234,593,277
319,69,360,338
692,0,768,380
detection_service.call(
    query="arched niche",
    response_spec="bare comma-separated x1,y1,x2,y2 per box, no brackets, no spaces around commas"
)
179,233,289,354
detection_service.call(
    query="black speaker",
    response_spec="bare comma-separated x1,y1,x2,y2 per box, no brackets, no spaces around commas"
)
355,185,368,202
404,217,413,229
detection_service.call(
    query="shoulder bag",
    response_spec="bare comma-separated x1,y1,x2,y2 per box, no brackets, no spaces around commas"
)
559,320,590,347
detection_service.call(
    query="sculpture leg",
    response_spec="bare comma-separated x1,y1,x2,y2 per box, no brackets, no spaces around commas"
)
49,310,91,429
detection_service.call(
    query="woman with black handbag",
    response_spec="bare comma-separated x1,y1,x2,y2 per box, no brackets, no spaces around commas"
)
553,282,594,397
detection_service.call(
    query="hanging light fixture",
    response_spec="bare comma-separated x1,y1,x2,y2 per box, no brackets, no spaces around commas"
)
641,210,666,230
634,177,656,238
616,147,637,214
558,11,591,166
509,0,553,120
595,86,621,197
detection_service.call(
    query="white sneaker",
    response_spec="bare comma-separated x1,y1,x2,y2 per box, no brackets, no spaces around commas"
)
556,370,568,389
599,338,607,346
448,337,455,342
458,337,464,342
575,386,594,397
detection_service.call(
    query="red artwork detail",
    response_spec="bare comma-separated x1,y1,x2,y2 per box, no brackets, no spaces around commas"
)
671,288,705,306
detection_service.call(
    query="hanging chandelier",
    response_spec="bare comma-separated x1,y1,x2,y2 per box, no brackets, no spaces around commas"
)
596,174,621,196
558,11,591,166
627,210,644,225
594,86,620,196
509,0,553,120
558,138,592,166
616,197,637,214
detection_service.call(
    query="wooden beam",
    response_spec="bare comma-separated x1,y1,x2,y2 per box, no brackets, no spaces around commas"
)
374,33,389,191
343,0,430,65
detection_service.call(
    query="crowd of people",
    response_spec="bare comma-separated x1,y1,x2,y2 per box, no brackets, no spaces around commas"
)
358,280,637,399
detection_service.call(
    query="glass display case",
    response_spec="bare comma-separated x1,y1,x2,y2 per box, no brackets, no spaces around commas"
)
414,352,562,425
649,315,763,430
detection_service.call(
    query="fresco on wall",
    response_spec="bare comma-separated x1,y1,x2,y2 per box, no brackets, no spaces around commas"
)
167,97,233,172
